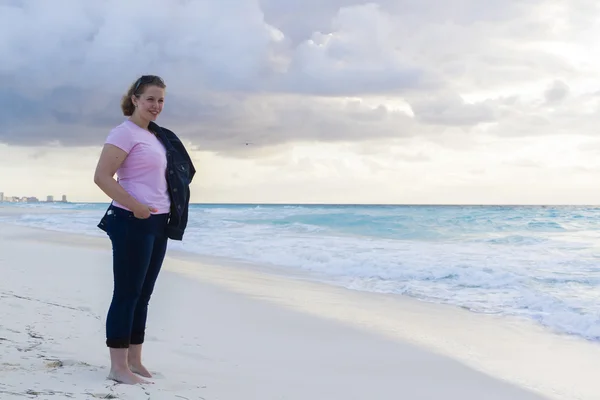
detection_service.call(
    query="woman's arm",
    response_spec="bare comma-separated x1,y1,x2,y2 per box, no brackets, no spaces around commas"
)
93,144,156,217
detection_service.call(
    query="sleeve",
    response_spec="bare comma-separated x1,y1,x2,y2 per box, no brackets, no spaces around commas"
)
105,125,136,154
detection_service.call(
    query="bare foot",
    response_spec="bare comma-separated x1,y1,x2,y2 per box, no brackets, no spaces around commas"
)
108,367,152,385
129,363,152,378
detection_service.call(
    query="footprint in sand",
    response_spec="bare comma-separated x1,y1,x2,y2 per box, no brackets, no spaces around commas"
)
17,342,41,352
25,389,76,397
87,393,119,399
45,358,100,371
0,362,20,371
26,326,44,340
45,360,64,369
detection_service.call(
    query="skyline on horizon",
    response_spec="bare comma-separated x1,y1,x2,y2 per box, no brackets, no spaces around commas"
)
2,196,600,207
2,1,600,205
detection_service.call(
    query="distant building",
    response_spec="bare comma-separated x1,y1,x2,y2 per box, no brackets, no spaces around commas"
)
0,193,67,203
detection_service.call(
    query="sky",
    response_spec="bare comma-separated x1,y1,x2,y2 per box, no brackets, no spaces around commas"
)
2,0,600,204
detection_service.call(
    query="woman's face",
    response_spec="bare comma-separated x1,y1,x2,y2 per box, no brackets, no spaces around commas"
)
133,85,165,122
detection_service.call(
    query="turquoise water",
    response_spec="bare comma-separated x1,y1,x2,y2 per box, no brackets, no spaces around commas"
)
3,202,600,342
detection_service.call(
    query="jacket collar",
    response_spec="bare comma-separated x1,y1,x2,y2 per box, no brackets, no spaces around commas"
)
148,122,174,151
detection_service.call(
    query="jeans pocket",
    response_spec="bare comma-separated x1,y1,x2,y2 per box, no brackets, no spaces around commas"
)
130,215,155,235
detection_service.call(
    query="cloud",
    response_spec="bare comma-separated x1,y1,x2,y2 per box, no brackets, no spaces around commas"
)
544,80,570,103
1,0,600,154
408,92,496,126
269,3,440,96
164,94,417,153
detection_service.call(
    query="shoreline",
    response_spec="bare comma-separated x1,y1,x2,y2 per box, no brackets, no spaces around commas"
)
1,223,599,399
1,202,599,348
6,209,600,346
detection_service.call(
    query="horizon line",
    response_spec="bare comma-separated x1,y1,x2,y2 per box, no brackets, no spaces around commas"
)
4,201,598,207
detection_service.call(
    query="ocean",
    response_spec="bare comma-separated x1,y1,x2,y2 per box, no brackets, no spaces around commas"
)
2,202,600,343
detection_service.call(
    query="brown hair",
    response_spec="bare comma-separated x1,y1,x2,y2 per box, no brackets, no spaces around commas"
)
120,75,166,116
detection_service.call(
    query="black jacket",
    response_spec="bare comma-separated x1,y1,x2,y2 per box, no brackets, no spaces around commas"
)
97,121,196,240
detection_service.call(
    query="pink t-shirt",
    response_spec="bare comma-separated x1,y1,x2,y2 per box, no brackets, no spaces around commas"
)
105,120,171,214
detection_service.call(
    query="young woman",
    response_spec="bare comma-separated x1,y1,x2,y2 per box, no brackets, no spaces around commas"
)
93,75,195,384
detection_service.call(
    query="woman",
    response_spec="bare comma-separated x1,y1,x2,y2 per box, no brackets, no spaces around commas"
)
93,75,195,385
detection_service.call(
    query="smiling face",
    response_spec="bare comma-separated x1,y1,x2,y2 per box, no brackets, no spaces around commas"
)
132,85,165,122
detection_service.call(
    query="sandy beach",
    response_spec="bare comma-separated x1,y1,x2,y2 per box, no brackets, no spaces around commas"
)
1,221,599,399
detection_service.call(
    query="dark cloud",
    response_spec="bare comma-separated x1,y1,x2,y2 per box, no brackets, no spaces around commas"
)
259,0,365,45
259,0,542,43
0,0,598,152
163,94,417,153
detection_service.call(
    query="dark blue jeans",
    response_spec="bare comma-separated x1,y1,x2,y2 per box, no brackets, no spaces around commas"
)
103,205,169,348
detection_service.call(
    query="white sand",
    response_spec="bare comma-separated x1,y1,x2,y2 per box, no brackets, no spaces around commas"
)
1,223,599,399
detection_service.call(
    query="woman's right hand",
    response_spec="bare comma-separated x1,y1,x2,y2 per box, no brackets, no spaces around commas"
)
133,204,158,219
